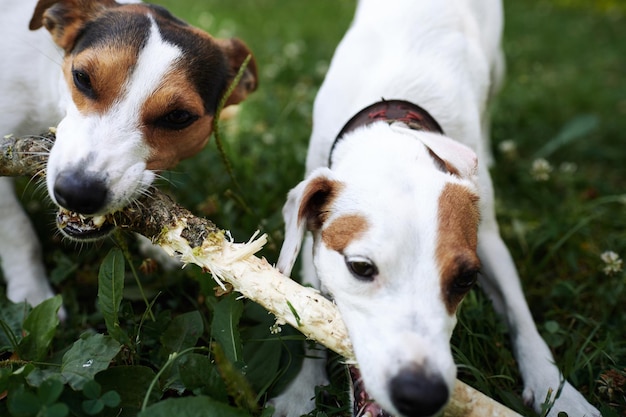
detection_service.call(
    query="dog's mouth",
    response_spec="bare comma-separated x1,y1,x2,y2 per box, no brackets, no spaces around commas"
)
350,366,392,417
56,208,116,241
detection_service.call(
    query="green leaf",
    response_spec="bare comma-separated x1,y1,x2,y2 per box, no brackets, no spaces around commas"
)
241,323,283,393
38,379,64,406
0,367,11,392
211,294,244,364
138,396,252,417
8,387,40,416
533,114,599,159
160,311,204,355
82,398,104,415
82,380,101,400
176,353,227,400
97,248,127,343
0,300,29,352
19,296,62,361
545,320,560,334
100,390,121,408
61,333,121,390
46,403,69,417
95,365,159,416
25,368,62,389
50,252,78,285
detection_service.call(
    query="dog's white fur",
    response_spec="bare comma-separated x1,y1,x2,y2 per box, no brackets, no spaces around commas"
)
272,0,601,416
0,0,256,310
0,0,68,308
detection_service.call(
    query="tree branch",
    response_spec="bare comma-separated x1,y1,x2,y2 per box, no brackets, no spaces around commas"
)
0,131,53,178
0,132,521,417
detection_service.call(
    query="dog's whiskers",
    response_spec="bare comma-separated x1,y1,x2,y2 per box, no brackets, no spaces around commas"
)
131,192,151,210
153,172,176,188
22,171,48,198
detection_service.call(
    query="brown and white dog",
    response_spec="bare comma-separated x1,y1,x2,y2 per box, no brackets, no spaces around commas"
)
272,0,600,416
0,0,256,310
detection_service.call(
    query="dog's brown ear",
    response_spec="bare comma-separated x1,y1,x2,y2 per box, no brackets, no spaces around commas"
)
29,0,117,51
217,38,258,107
277,168,341,276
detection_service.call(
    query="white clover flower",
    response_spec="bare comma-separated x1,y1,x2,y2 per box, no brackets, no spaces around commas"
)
270,322,283,335
283,41,303,60
315,60,330,78
498,139,517,159
601,251,623,276
263,62,281,81
197,12,214,30
262,132,276,145
559,162,578,174
216,20,237,39
294,81,309,98
531,158,553,181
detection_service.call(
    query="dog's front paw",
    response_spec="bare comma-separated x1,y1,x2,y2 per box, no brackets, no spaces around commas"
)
269,387,316,417
7,282,53,306
269,371,325,417
7,280,67,321
523,379,601,417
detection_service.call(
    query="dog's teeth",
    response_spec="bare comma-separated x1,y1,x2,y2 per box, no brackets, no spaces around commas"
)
362,412,373,417
92,215,106,227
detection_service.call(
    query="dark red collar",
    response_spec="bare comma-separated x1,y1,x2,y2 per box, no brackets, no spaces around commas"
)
329,99,443,166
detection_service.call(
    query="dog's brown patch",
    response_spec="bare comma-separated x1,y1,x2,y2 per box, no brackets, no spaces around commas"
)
436,183,481,314
322,214,369,252
142,67,214,170
30,0,116,50
63,45,138,115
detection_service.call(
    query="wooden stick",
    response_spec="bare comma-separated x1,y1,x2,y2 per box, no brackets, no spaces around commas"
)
0,132,521,417
0,131,53,178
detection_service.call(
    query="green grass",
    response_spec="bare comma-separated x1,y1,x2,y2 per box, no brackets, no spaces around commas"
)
3,0,625,416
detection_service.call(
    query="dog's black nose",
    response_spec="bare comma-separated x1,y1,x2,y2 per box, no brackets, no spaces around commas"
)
54,171,108,215
389,369,449,417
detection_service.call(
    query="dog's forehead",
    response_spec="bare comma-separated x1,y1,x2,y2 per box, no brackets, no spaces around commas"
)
71,6,150,54
322,175,479,268
321,177,440,255
72,4,198,52
70,4,228,114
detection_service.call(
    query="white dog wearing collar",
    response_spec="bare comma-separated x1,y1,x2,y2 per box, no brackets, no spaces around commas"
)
271,0,601,416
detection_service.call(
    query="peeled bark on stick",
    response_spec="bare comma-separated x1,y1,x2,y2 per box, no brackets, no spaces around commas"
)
0,132,521,417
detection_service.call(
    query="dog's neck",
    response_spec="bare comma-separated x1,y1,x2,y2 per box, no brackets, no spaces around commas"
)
328,99,443,167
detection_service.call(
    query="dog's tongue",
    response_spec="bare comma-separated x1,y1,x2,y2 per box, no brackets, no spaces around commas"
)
349,366,393,417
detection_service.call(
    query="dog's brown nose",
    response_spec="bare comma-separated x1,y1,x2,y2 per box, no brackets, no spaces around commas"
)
389,369,449,417
53,171,108,215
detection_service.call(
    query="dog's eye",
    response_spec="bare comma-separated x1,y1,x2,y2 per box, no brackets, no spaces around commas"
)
72,69,94,98
452,270,478,292
345,256,378,281
156,110,199,130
